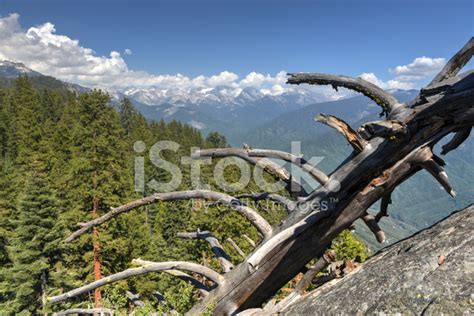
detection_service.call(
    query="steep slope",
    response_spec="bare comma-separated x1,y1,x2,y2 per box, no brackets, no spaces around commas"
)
281,204,474,315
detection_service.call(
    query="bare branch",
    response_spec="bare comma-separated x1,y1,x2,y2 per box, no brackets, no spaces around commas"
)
429,37,474,86
247,209,331,270
375,191,392,223
441,127,472,155
361,212,386,243
192,148,291,181
245,149,329,185
243,234,256,247
53,308,114,316
420,158,456,198
194,147,328,190
48,260,223,304
237,192,296,212
227,238,246,259
315,113,367,152
177,230,234,273
126,291,145,307
65,190,272,242
294,250,336,295
163,269,210,296
287,72,401,115
267,251,337,313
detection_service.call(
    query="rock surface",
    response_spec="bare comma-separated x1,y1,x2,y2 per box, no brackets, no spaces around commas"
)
281,204,473,315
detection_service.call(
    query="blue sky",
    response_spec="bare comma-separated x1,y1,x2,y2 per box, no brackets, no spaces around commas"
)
0,0,472,90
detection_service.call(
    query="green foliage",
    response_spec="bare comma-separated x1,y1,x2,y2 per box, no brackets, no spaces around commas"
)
206,131,228,148
331,230,369,262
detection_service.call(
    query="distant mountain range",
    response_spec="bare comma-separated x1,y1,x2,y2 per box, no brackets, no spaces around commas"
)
1,60,472,251
123,80,351,144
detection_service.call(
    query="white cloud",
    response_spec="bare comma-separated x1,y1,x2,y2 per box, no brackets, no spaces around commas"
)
360,56,446,90
0,12,445,103
0,13,297,95
390,56,445,79
359,72,416,90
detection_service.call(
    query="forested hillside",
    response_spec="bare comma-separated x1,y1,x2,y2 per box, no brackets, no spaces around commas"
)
0,76,368,314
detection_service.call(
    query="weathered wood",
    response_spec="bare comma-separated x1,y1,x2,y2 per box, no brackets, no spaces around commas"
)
65,190,272,242
177,230,234,272
227,238,246,259
429,37,474,86
419,156,456,198
242,234,256,247
361,212,385,243
126,291,145,307
52,308,114,316
315,113,367,152
48,260,223,303
441,127,471,155
375,191,392,223
192,148,307,197
194,147,328,187
287,72,401,115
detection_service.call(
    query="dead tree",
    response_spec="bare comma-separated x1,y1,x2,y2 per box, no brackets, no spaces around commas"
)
48,38,474,314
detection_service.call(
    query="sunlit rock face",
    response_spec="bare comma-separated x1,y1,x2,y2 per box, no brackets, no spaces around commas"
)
281,204,473,315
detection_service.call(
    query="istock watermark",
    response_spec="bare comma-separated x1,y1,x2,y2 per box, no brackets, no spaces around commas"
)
133,140,340,200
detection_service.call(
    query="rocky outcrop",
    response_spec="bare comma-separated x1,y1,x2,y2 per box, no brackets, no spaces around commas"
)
281,205,473,315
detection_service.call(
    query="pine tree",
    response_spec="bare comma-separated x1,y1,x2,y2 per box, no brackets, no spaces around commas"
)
4,162,61,314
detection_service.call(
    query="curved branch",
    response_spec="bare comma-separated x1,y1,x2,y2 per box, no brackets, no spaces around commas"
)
193,148,291,181
315,113,367,152
163,269,210,296
429,37,474,86
441,127,471,155
65,190,272,242
48,260,222,304
194,148,328,186
193,148,308,197
237,192,296,212
420,159,456,198
287,72,401,115
246,149,329,185
177,230,234,273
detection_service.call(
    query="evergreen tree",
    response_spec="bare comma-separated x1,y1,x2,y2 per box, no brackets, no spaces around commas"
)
206,131,228,148
4,163,61,314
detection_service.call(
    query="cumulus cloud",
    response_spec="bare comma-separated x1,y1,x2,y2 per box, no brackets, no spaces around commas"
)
0,13,297,95
390,56,445,79
360,56,446,90
359,72,416,90
0,13,444,98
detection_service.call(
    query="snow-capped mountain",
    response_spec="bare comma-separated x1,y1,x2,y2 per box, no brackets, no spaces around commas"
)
0,60,43,78
124,85,346,108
